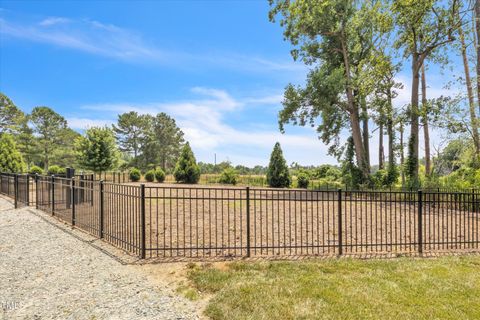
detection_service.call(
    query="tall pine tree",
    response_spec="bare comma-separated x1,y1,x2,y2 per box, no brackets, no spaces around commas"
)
173,142,200,184
267,142,291,188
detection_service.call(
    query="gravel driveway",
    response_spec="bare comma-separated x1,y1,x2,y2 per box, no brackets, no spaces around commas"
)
0,197,199,320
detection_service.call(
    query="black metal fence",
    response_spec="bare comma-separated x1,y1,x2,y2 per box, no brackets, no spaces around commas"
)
1,172,479,259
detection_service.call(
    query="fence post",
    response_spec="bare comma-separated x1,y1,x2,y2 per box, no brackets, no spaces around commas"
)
338,189,343,256
71,178,76,226
14,174,18,209
35,174,39,210
51,175,55,216
26,174,30,205
418,190,423,254
140,184,146,259
99,180,104,238
246,187,251,258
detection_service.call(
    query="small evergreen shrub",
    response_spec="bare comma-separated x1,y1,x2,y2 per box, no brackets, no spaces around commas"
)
174,143,200,184
48,165,65,175
218,168,238,185
129,167,141,182
145,169,155,182
297,172,309,189
29,165,44,175
155,168,165,183
267,142,291,188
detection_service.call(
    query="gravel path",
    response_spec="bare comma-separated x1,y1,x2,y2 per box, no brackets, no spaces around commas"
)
0,197,200,320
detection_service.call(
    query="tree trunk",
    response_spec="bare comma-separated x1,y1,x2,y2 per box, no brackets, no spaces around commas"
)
407,52,421,185
339,30,369,176
387,89,395,167
459,21,480,156
361,96,371,169
421,65,431,177
475,0,480,117
400,122,405,186
379,122,384,170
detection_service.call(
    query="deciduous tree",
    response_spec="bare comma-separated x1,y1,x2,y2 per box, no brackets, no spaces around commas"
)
392,0,460,186
0,93,23,134
75,127,119,173
270,0,392,177
0,134,25,173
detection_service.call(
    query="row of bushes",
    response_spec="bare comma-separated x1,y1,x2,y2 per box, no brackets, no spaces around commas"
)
128,167,166,183
27,165,66,175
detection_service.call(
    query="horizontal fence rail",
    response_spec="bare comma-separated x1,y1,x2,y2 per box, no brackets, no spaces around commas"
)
1,172,479,259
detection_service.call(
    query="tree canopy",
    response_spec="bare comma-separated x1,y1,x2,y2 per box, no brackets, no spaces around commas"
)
0,134,25,173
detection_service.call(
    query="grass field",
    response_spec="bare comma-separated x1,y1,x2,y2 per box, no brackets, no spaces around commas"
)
184,255,480,320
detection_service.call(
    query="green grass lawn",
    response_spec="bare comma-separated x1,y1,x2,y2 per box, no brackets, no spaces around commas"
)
184,256,480,320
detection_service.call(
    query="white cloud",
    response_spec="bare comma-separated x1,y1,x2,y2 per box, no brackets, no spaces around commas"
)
67,117,114,130
244,94,283,105
79,88,334,166
392,73,461,109
0,17,163,61
0,14,306,75
39,17,71,26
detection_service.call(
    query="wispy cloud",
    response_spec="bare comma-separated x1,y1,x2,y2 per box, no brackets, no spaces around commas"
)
0,17,163,61
38,17,71,26
67,117,114,130
78,87,332,166
0,14,306,74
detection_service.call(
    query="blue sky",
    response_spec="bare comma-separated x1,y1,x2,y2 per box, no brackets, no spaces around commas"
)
0,1,462,167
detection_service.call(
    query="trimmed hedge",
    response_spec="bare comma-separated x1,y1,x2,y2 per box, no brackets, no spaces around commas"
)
155,168,165,183
145,169,155,182
48,165,66,175
129,168,141,182
29,165,44,175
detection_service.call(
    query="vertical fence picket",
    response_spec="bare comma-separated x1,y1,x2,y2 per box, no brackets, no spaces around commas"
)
51,175,55,216
71,178,76,226
338,189,343,256
99,180,104,238
140,184,146,259
246,187,251,258
418,190,423,254
14,174,18,209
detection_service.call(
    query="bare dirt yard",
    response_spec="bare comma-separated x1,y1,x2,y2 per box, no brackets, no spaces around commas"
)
33,180,480,260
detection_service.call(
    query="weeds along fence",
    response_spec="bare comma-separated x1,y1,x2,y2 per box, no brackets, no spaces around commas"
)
1,172,480,259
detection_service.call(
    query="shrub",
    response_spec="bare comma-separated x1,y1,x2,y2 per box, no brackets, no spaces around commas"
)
29,165,44,175
48,165,66,175
145,169,155,182
129,167,141,182
372,169,388,188
0,134,25,173
155,168,166,183
266,142,291,188
297,172,309,189
218,168,238,185
174,142,201,184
